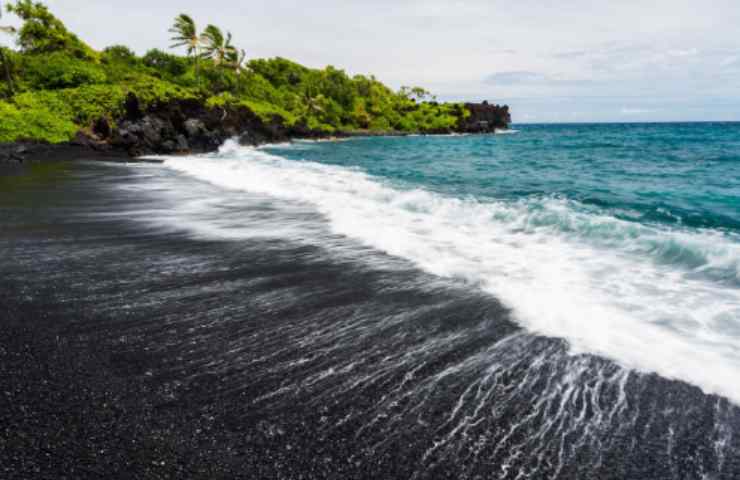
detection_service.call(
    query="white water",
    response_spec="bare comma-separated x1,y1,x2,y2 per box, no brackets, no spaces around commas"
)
162,143,740,404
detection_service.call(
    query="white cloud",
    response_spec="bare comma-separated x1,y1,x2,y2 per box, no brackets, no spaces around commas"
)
620,107,656,115
668,48,699,57
3,0,740,121
720,55,739,67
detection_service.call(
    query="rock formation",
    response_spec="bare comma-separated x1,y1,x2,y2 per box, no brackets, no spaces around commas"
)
1,97,512,162
459,101,511,133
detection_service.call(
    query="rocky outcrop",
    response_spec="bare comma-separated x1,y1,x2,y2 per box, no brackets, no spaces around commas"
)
86,95,512,156
0,143,30,164
1,97,513,164
459,101,511,133
74,94,297,157
0,140,131,171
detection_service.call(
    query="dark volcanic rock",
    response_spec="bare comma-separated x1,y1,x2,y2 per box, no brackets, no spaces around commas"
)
0,145,26,164
71,131,111,151
92,117,112,139
183,118,205,137
3,96,514,163
102,94,295,157
175,134,189,152
123,92,143,121
0,141,130,173
460,101,511,133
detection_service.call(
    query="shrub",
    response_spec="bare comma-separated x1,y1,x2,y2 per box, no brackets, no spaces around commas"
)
239,71,284,105
368,116,391,131
248,57,309,88
22,52,106,89
0,47,22,97
102,45,138,65
124,76,197,108
142,49,188,78
0,98,77,142
12,85,125,127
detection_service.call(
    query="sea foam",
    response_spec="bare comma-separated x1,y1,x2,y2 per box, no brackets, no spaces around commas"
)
163,141,740,404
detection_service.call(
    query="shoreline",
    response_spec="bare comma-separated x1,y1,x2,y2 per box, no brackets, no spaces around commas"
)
2,157,736,479
1,93,511,168
0,127,508,172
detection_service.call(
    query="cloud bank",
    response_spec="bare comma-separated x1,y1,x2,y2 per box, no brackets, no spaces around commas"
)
2,0,740,122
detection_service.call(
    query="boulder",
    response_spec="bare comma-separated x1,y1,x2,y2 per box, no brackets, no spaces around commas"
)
175,134,189,152
460,102,511,133
123,93,143,121
140,116,164,145
184,119,206,138
92,117,112,139
161,140,177,153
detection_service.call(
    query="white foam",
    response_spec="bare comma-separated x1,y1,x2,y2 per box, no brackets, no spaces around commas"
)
162,144,740,404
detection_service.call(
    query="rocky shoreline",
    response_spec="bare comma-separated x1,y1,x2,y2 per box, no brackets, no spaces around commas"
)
0,96,510,166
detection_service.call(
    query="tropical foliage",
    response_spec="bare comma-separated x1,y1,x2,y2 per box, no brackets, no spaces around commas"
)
0,1,469,143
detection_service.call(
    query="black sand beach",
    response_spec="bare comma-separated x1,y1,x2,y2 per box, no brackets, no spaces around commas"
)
2,160,739,479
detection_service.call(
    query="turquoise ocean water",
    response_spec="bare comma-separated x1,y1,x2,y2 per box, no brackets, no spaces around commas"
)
273,123,740,231
165,122,740,404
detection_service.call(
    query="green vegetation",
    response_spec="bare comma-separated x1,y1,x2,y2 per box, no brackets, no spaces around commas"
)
0,1,469,143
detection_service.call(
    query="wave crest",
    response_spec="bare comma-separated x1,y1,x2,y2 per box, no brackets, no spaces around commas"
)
163,144,740,404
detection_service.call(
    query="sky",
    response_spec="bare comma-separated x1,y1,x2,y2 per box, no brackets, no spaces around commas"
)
2,0,740,123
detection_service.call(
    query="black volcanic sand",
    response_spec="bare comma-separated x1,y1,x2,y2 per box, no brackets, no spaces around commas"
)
1,160,740,479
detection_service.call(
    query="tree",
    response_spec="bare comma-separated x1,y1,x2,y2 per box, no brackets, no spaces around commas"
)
142,48,188,77
227,47,247,91
0,1,16,95
200,25,234,67
101,45,137,65
169,14,201,83
6,0,96,59
411,86,429,101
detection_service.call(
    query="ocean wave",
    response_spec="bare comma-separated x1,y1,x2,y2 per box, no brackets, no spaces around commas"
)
162,142,740,404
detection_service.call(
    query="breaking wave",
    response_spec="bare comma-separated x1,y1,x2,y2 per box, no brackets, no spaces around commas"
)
162,141,740,404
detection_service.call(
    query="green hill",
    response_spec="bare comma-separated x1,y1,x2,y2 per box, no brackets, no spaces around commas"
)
0,1,510,156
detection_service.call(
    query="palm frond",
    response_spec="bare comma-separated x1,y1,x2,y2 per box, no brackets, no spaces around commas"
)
169,14,198,55
228,49,248,74
169,14,196,36
201,24,224,54
201,26,237,66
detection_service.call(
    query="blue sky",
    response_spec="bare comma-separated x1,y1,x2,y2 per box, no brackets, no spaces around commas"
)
3,0,739,122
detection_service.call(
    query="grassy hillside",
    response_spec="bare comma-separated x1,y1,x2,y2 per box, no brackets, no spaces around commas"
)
0,1,470,144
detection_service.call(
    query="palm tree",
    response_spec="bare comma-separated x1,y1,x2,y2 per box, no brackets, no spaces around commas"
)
200,25,235,67
0,1,16,95
227,48,247,91
228,48,247,74
169,14,201,83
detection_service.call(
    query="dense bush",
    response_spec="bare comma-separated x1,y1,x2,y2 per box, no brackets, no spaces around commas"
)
21,52,106,89
141,49,188,78
0,47,22,97
101,45,138,65
0,98,77,142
